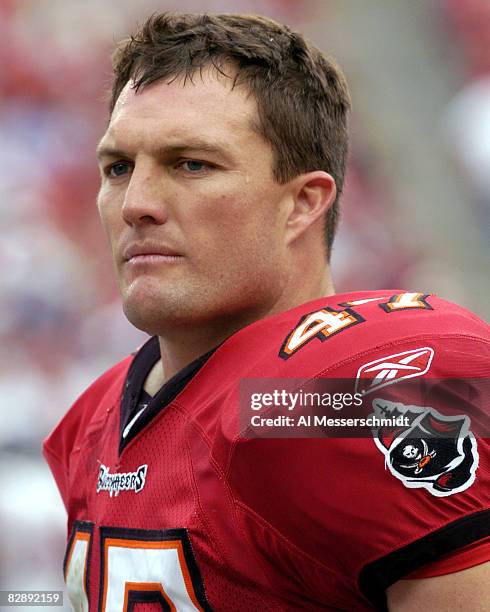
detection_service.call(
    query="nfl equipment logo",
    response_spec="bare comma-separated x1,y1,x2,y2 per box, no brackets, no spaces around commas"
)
355,347,434,396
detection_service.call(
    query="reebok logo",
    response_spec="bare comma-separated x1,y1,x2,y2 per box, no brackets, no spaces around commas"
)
355,347,434,396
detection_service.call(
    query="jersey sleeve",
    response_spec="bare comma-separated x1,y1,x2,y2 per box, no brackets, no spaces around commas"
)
226,326,490,610
43,397,87,511
403,536,490,579
42,357,132,510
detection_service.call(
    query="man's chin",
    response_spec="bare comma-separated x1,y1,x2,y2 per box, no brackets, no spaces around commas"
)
121,288,194,335
122,301,168,336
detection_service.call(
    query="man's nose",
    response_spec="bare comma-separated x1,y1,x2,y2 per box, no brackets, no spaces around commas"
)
122,162,169,227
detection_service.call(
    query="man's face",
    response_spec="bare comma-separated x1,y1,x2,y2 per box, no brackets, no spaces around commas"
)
97,69,293,334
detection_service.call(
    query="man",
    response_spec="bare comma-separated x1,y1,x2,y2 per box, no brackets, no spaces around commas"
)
44,12,489,611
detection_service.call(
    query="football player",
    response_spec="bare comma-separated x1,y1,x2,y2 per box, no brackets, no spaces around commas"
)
44,12,489,611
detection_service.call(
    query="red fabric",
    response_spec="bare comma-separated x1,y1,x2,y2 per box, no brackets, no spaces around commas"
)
405,536,490,579
43,290,490,611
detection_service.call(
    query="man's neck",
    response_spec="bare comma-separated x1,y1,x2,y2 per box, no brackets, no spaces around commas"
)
150,270,334,388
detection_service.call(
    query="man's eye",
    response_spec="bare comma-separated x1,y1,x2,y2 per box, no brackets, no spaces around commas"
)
107,162,131,178
181,160,209,172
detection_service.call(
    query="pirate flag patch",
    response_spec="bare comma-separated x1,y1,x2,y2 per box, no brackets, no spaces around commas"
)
371,399,478,497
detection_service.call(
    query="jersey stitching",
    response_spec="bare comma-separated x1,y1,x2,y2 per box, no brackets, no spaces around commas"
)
43,444,62,463
189,469,279,610
174,400,333,609
174,404,281,611
233,499,350,608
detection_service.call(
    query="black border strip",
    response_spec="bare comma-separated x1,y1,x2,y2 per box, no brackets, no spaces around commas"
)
119,336,216,455
63,521,94,605
359,509,490,611
98,526,212,612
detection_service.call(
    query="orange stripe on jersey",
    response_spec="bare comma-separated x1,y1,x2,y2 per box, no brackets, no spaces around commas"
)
105,537,181,550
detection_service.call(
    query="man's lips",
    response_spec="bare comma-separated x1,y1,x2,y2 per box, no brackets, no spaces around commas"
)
126,254,183,265
122,242,183,263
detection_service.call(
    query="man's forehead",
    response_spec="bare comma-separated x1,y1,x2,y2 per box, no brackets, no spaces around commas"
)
100,72,261,158
110,70,256,129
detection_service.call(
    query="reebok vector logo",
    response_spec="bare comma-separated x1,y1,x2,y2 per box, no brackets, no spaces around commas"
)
355,347,434,396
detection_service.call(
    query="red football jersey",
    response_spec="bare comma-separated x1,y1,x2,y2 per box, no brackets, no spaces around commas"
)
43,291,490,611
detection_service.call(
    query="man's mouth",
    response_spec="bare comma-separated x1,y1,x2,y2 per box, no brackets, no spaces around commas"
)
122,242,184,264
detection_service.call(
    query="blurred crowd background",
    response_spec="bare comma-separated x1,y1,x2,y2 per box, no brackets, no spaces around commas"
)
1,0,489,605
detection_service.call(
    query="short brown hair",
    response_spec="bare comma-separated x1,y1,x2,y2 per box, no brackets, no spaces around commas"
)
110,13,351,257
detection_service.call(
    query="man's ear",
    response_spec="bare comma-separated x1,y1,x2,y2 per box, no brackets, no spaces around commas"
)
284,171,337,244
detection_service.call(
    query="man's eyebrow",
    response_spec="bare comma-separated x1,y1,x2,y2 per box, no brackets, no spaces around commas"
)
96,139,234,161
161,139,231,155
96,144,127,161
